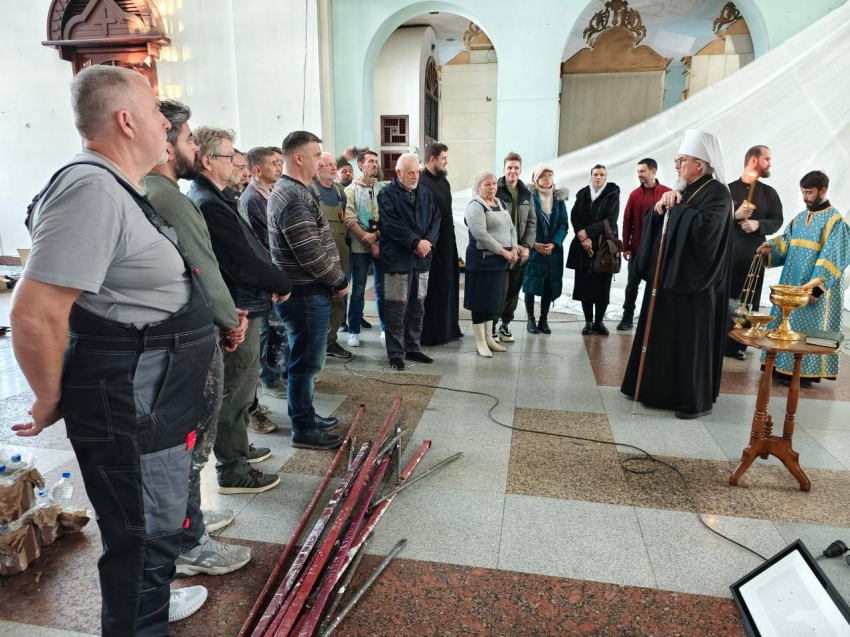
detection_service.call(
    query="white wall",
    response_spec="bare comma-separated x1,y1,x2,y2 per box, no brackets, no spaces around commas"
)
1,0,325,254
440,62,498,193
373,27,434,161
0,0,81,256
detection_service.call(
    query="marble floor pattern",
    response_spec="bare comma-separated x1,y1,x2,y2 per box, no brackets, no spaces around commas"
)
2,291,850,636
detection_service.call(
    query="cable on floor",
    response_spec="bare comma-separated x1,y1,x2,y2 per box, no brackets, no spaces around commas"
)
342,351,770,563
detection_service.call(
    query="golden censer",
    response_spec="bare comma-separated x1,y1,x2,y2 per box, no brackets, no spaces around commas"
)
766,284,812,341
732,253,773,337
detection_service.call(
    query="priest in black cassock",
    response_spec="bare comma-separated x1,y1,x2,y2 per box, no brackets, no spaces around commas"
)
621,130,733,419
724,145,783,360
419,142,463,346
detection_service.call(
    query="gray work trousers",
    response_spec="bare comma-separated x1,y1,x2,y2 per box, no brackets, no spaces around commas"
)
383,271,429,360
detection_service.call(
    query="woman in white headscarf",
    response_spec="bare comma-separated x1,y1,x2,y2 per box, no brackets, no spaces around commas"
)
566,164,620,335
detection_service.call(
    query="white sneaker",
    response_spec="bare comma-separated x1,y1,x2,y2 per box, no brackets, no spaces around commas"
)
175,534,252,576
380,331,386,344
348,334,360,347
169,585,207,622
203,509,234,534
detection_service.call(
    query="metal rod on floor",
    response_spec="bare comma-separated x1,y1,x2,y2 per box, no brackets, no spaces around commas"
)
317,539,408,637
395,424,402,483
240,404,366,637
370,452,463,509
377,428,406,458
316,534,373,636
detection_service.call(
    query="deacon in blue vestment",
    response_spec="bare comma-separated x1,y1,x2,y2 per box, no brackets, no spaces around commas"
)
758,171,850,385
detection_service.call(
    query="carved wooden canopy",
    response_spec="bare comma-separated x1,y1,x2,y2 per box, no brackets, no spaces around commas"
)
583,0,647,48
563,26,670,75
43,0,170,84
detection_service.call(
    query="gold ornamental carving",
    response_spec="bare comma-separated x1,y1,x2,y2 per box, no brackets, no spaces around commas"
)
713,2,742,37
583,0,647,48
462,22,493,51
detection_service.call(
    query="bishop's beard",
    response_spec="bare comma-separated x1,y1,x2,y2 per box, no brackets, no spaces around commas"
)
675,178,687,192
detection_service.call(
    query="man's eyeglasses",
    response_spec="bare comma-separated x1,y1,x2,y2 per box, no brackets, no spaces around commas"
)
212,154,235,163
674,157,690,166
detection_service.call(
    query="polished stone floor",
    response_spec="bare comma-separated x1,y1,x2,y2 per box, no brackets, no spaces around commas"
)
1,288,849,636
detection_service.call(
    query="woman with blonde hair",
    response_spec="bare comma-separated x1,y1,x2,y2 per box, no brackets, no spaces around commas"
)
464,171,519,357
523,163,569,334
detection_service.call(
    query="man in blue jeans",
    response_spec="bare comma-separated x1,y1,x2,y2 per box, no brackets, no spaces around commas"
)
344,150,386,347
267,130,349,450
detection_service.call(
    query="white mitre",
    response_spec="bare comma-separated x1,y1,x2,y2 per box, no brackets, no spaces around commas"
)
678,129,727,185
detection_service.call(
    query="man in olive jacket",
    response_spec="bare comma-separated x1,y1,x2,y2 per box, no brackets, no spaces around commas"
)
495,151,536,342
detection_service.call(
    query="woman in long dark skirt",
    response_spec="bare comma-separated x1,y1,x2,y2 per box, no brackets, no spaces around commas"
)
566,164,620,335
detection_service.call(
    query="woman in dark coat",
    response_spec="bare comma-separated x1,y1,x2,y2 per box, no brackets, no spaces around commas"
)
522,163,569,335
566,164,620,335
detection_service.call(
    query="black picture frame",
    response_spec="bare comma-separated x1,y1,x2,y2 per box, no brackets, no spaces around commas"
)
730,539,850,636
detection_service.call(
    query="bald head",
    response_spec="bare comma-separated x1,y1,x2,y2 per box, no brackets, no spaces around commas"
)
316,151,337,186
71,66,144,140
395,153,420,191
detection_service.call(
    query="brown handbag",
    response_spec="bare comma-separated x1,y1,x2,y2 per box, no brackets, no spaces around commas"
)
592,219,623,274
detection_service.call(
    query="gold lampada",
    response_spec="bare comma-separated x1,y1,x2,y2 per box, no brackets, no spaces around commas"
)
733,253,772,337
766,281,820,341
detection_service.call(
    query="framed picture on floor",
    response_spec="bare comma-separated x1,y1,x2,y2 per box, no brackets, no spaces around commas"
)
730,539,850,637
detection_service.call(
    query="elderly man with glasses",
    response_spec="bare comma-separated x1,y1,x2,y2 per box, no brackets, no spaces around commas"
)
621,129,734,420
188,125,292,494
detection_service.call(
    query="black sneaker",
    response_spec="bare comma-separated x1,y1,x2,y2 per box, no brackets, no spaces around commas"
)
361,317,373,329
405,351,433,364
339,323,349,333
326,342,353,359
218,468,280,494
617,316,634,331
498,324,514,342
290,429,343,450
247,444,271,464
389,357,405,370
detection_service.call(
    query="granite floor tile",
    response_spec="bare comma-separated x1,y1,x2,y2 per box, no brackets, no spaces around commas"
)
0,368,31,400
400,432,511,493
0,392,74,452
706,420,847,470
499,495,656,589
804,428,850,468
772,521,850,599
365,484,505,569
411,389,513,443
280,370,437,477
608,413,729,461
1,443,75,474
0,621,95,636
636,507,788,597
584,329,634,387
507,408,633,506
622,454,850,526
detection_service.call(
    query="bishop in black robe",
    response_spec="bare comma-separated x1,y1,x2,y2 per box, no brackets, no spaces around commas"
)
419,166,463,346
620,174,733,418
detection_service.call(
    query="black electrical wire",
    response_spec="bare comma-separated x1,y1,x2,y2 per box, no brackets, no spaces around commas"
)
342,351,769,563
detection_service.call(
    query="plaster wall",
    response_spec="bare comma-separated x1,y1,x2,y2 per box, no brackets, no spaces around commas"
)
373,27,437,160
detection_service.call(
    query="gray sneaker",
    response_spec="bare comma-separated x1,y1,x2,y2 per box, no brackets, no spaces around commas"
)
202,509,234,534
248,444,272,464
218,468,280,494
248,410,278,434
175,534,252,576
169,585,207,622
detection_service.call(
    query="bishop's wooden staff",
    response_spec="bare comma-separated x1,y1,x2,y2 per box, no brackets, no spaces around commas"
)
632,206,671,414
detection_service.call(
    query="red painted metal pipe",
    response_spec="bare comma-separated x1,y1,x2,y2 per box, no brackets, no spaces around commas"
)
239,405,366,637
256,443,371,637
271,397,403,637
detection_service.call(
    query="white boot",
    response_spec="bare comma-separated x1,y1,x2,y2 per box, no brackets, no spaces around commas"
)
472,323,493,358
484,321,507,352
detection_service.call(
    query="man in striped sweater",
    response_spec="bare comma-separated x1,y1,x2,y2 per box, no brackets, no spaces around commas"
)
267,131,350,450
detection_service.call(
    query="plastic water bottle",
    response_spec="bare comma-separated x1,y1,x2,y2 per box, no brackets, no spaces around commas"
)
51,472,74,509
0,464,9,488
7,454,26,475
35,489,51,508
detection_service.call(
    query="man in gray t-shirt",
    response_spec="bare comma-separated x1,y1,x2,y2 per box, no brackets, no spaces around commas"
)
11,66,211,634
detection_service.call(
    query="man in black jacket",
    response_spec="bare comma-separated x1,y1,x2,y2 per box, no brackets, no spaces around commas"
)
495,152,536,339
189,125,292,494
377,154,441,370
